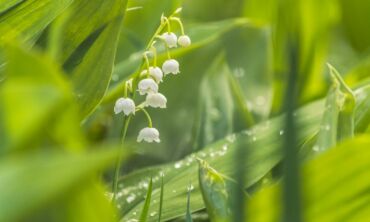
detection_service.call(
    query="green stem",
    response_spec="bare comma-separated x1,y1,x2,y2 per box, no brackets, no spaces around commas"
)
170,17,185,35
141,108,153,127
112,116,131,204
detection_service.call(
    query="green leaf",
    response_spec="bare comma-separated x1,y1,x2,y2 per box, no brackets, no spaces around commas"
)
0,43,83,152
193,54,235,150
0,147,127,222
198,159,232,222
329,64,356,141
247,136,370,221
139,177,153,222
223,24,273,122
314,64,356,152
117,84,370,222
59,0,128,118
0,0,73,45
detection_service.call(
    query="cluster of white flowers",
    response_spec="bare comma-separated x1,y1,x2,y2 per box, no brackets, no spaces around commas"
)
114,8,190,143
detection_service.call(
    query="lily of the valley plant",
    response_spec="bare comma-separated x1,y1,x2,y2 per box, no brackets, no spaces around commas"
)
112,7,191,201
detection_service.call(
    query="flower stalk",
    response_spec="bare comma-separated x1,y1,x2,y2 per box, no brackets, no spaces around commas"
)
111,7,190,203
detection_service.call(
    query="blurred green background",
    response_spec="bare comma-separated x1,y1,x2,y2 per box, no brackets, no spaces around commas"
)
0,0,370,221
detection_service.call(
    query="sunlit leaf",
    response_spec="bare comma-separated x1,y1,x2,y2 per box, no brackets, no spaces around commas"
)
247,136,370,221
117,84,370,221
0,147,127,222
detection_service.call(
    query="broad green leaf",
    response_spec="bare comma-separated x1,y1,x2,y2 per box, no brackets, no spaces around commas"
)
29,182,116,222
0,43,83,152
339,0,370,52
223,25,273,122
247,136,370,221
0,147,127,222
59,0,128,118
193,54,235,150
139,178,153,222
117,84,370,222
0,0,73,45
198,159,232,222
0,0,24,14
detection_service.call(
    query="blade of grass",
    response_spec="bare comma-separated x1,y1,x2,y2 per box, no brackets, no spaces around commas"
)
282,40,302,221
186,184,193,222
158,174,164,222
139,177,153,222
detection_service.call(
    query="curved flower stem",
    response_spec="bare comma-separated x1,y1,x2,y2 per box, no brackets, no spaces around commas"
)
112,116,131,204
143,52,151,75
150,43,158,66
141,108,153,128
170,17,185,35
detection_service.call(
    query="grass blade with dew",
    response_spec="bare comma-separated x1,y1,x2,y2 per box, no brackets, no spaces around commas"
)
186,182,193,222
158,173,164,222
139,177,153,222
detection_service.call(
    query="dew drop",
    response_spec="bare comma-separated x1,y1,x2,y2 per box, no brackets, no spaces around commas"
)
279,130,284,135
150,212,157,217
313,145,320,152
112,74,119,81
252,136,257,141
172,189,177,193
256,96,266,106
188,184,194,191
174,161,182,169
226,134,236,143
126,194,136,203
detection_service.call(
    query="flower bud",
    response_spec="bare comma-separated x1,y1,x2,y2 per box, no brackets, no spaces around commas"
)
137,127,160,143
145,92,167,108
161,32,177,48
138,78,158,95
162,59,180,75
140,67,163,83
178,35,191,47
114,98,135,115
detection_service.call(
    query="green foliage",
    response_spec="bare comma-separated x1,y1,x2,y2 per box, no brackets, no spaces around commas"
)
0,0,370,221
247,136,370,221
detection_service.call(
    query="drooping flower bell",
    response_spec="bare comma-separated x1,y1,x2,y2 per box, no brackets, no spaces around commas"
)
114,98,135,115
140,66,163,83
137,127,160,143
161,32,177,48
162,59,180,75
145,92,167,108
138,78,159,95
178,35,191,47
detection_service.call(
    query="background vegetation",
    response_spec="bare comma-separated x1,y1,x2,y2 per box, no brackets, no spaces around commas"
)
0,0,370,221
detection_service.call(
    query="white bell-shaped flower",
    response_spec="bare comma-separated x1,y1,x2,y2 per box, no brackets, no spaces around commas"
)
161,32,177,48
114,98,135,115
178,35,191,47
137,127,160,143
145,92,167,108
162,59,180,75
138,78,158,95
140,67,163,83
